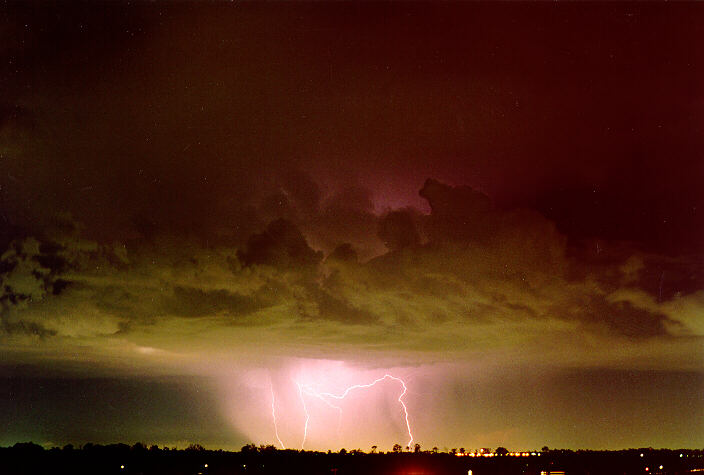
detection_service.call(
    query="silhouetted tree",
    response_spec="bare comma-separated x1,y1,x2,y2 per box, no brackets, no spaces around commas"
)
132,442,147,452
392,444,403,453
241,443,258,453
432,446,439,454
12,442,44,454
414,443,421,453
495,447,509,456
371,445,377,453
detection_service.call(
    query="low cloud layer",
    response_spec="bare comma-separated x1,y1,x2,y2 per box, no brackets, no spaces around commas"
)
1,179,701,377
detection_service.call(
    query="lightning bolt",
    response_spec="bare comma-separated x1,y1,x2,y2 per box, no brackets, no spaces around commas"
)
297,384,343,439
319,374,414,448
270,381,285,449
296,382,310,450
293,374,414,450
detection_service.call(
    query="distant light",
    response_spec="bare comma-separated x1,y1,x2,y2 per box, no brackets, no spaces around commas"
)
680,454,684,458
468,471,472,475
120,465,125,470
641,454,644,457
659,466,663,470
645,468,649,472
204,464,208,468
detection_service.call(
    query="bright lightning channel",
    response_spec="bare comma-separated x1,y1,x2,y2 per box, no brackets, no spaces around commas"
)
293,374,414,450
270,381,285,449
296,382,310,450
297,385,343,440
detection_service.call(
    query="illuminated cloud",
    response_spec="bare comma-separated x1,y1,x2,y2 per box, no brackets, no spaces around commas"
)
1,2,702,450
1,180,699,378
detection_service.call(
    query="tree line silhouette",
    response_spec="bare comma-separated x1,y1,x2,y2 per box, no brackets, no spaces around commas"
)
1,441,701,475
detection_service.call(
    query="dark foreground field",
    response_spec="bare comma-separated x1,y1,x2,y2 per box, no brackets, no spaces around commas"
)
1,443,702,475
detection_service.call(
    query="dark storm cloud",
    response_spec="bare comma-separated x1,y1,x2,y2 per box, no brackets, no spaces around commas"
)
1,176,700,367
0,319,56,338
0,235,75,337
2,2,702,256
0,2,700,378
278,170,322,217
417,180,567,274
325,243,359,264
557,295,675,339
419,179,496,244
378,210,421,251
631,255,704,302
302,284,379,326
2,2,704,453
1,3,274,243
237,219,323,271
162,286,265,320
308,186,383,260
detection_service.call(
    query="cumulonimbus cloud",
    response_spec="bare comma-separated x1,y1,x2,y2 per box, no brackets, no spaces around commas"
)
1,180,701,374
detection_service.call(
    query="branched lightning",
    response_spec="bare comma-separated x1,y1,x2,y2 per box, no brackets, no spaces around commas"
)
290,373,414,450
270,381,286,449
318,374,414,448
269,373,414,450
298,384,343,438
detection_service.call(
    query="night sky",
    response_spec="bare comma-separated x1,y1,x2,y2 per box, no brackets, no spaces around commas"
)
1,2,703,451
